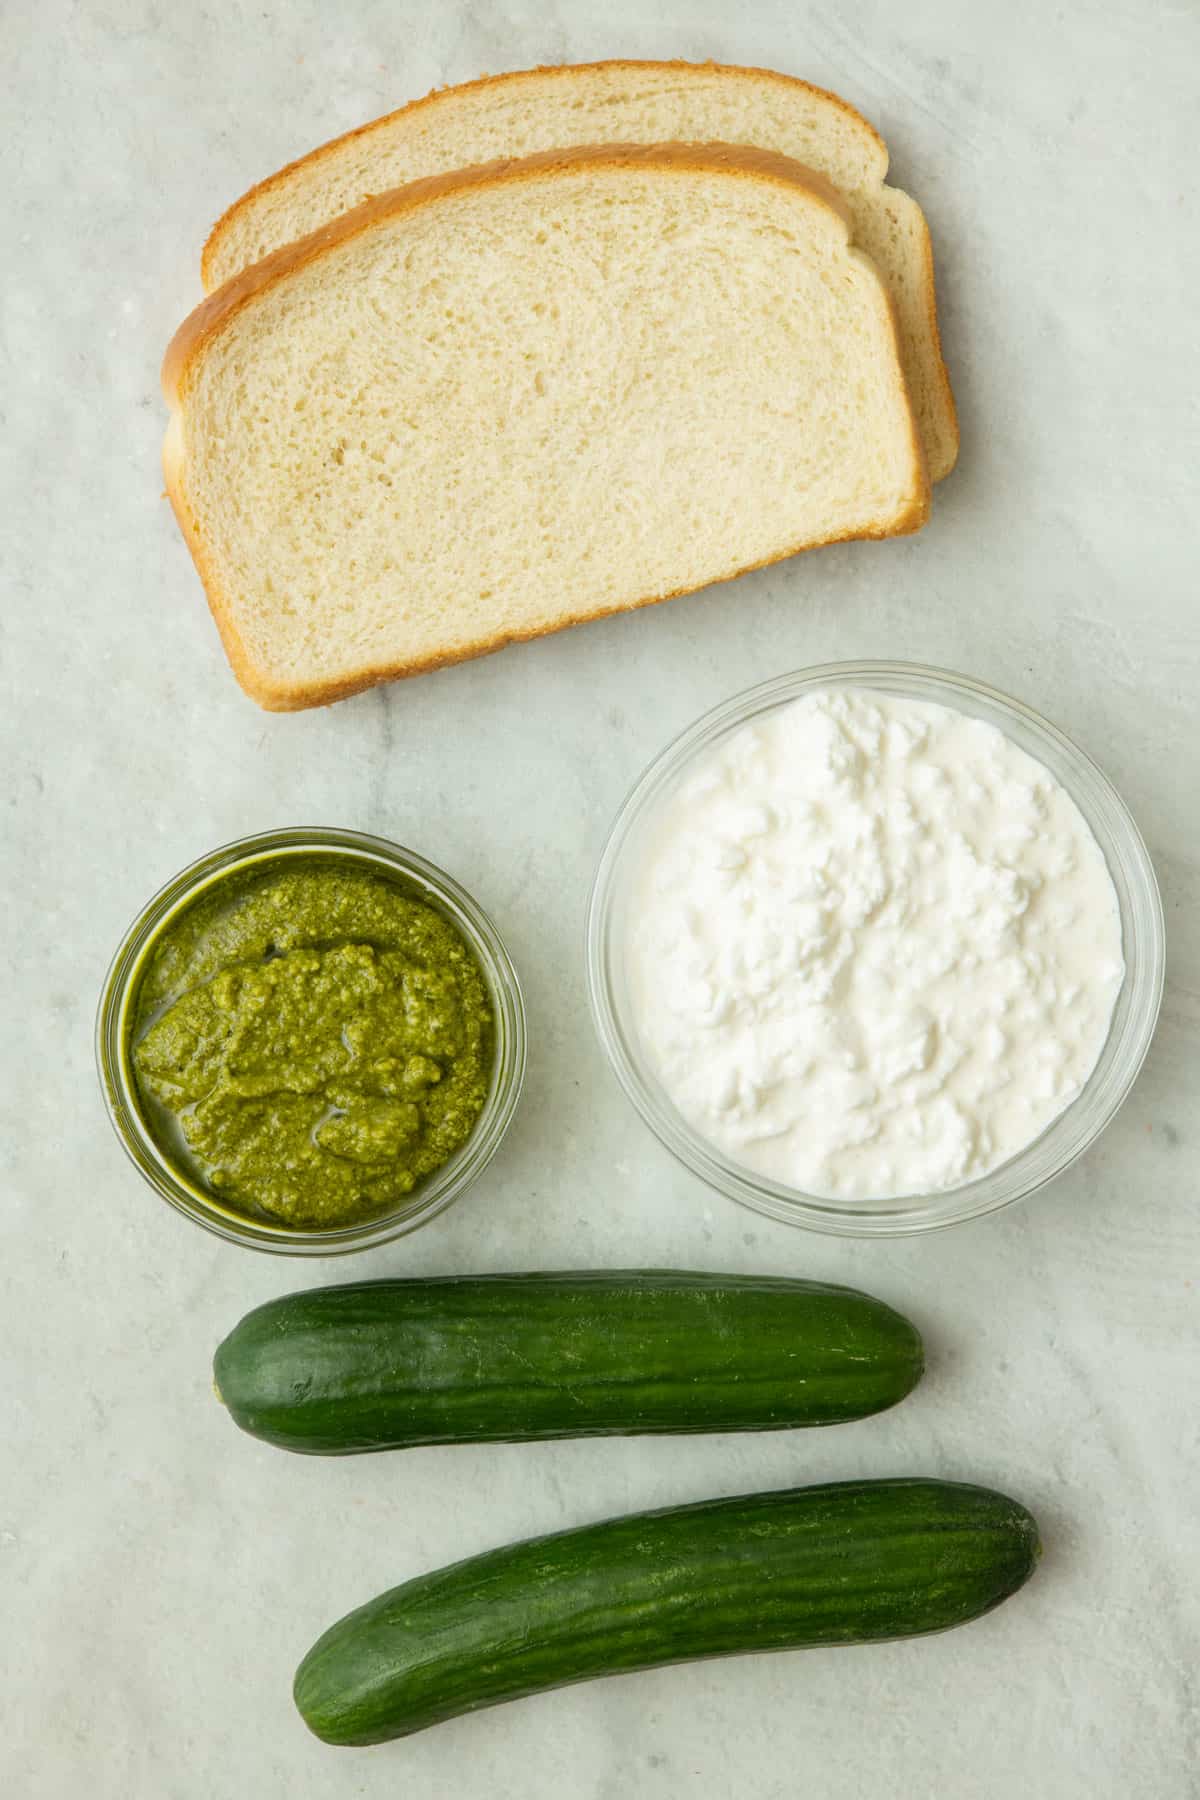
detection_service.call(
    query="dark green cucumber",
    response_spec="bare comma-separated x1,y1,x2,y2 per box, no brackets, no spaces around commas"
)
295,1477,1040,1744
213,1270,923,1453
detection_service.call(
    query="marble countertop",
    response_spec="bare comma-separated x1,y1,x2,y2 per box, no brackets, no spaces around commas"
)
5,2,1197,1794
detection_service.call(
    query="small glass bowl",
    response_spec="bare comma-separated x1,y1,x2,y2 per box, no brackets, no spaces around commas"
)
587,661,1164,1237
97,827,526,1254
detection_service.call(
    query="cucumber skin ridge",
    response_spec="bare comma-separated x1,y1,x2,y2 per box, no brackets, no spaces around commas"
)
212,1270,925,1453
293,1477,1041,1746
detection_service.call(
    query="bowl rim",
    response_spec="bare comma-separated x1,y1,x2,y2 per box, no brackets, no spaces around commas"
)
586,659,1165,1237
96,826,527,1255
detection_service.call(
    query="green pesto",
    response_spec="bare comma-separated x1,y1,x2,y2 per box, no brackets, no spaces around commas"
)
131,860,493,1229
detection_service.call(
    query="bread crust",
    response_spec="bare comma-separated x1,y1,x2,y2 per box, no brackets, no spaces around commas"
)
201,59,887,287
228,501,931,712
164,142,929,712
170,140,856,393
199,58,957,479
910,205,959,478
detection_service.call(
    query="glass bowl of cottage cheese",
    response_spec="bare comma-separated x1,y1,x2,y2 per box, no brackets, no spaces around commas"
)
586,662,1164,1235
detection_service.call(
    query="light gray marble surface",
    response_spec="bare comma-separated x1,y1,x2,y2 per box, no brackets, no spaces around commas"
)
4,2,1198,1794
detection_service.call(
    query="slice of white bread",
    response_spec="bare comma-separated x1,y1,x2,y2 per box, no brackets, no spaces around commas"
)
165,144,929,712
202,60,957,481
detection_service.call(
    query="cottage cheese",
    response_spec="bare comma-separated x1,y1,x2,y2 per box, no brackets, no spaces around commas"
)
627,688,1125,1200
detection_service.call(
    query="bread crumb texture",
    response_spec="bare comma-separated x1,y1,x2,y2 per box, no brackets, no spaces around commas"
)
203,62,956,480
172,152,928,708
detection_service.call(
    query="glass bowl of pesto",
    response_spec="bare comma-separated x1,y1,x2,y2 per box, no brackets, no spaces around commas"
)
96,828,526,1254
586,661,1164,1237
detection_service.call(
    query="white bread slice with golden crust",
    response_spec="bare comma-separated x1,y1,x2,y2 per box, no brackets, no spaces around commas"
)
202,60,957,481
165,143,929,712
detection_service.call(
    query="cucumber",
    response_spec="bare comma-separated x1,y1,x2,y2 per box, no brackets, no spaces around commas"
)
295,1478,1041,1744
213,1270,923,1453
